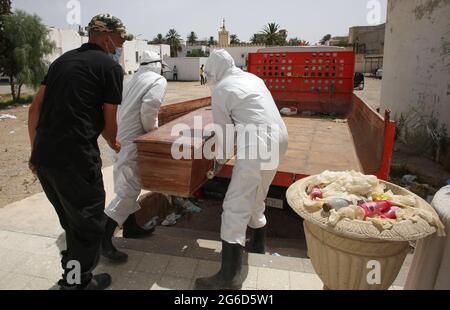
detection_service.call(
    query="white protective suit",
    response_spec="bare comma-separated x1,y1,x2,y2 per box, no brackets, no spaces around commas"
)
105,51,168,226
404,185,450,290
206,50,289,246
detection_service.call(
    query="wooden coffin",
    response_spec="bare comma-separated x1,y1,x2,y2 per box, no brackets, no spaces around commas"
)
135,106,215,197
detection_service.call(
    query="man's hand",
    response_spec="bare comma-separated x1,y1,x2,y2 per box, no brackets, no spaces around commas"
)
28,86,46,153
28,160,37,175
108,140,121,153
102,103,120,153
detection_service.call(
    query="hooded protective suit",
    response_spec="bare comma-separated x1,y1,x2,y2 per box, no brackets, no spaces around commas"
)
105,51,168,225
206,49,289,246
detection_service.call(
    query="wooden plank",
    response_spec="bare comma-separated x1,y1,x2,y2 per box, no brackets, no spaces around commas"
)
222,116,364,177
136,107,214,146
137,153,193,197
159,97,211,126
135,106,215,197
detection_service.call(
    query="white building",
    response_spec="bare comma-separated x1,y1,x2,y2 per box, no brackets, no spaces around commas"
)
122,40,170,75
45,27,170,76
46,28,87,63
210,45,265,70
163,57,208,81
380,0,450,129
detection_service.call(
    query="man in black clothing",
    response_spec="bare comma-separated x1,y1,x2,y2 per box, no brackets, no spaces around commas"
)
28,14,133,290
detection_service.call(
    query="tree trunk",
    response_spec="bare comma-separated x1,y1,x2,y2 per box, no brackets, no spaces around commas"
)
17,83,22,101
9,75,16,102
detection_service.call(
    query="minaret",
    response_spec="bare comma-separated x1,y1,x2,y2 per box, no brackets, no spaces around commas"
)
218,18,230,46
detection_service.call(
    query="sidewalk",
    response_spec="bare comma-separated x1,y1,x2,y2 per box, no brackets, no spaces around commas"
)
0,167,409,290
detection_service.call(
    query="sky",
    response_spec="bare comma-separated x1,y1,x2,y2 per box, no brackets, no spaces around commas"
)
12,0,388,44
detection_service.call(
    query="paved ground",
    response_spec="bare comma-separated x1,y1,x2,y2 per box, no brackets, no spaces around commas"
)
164,81,210,105
0,84,34,96
0,166,409,290
354,77,382,110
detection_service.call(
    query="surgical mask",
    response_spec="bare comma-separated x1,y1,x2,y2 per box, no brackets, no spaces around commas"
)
110,47,123,62
108,36,123,62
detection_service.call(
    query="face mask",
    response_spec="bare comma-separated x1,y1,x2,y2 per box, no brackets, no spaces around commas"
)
109,47,122,62
108,36,123,62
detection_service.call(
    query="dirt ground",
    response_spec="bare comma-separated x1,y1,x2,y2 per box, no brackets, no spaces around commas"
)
0,104,114,207
0,82,210,208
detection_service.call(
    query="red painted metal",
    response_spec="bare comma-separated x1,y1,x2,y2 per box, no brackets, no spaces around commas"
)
248,50,356,110
213,49,395,188
376,110,396,181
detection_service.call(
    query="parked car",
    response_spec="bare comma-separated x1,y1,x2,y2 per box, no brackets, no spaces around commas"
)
0,75,10,84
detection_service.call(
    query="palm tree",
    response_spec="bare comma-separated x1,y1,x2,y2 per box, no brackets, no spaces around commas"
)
261,22,282,46
165,29,182,57
208,36,217,46
230,34,240,45
250,34,264,44
187,31,198,46
151,33,165,44
288,38,310,46
319,34,332,45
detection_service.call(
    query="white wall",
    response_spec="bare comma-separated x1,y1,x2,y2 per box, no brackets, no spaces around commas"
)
210,45,264,70
46,28,170,76
47,28,85,63
122,42,171,75
122,40,149,74
381,0,450,128
163,57,208,81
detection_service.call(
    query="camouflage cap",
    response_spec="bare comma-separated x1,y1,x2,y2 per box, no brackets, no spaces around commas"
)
86,14,134,41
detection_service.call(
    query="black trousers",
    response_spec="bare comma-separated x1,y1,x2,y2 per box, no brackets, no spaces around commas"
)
37,165,106,281
201,75,206,85
173,73,178,81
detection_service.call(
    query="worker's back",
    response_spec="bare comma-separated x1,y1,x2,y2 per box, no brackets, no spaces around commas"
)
212,68,288,168
118,66,167,144
216,69,287,131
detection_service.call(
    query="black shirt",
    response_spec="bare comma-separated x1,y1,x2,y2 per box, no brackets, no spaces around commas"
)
31,43,123,171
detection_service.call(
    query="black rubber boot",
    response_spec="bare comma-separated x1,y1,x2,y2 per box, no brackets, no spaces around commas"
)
123,213,155,239
194,241,243,290
59,273,112,290
60,250,69,269
249,227,266,254
83,273,112,290
101,218,128,263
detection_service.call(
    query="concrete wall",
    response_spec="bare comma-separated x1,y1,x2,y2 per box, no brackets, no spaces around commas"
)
46,28,170,76
210,45,265,70
349,24,385,55
122,40,149,74
47,28,85,63
122,41,171,75
163,57,208,81
381,0,450,129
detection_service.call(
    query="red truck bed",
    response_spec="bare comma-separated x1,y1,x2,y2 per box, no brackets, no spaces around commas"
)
135,48,395,197
218,93,395,187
